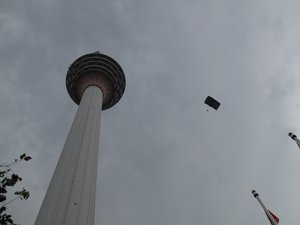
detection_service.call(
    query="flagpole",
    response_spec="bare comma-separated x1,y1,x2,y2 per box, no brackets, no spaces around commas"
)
288,132,300,149
252,190,278,225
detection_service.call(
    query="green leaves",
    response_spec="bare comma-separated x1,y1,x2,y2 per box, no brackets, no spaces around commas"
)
24,156,32,161
20,153,31,161
0,214,13,224
19,154,26,160
0,171,5,178
14,188,30,200
0,187,7,194
0,206,6,214
1,174,22,188
0,195,6,203
0,153,32,225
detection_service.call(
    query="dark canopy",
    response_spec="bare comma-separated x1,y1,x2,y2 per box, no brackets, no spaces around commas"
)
204,96,220,110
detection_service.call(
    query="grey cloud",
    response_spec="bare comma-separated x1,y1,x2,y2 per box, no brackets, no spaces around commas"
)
1,1,300,225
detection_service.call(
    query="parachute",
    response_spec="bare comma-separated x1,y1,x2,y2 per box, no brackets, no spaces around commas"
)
204,96,220,110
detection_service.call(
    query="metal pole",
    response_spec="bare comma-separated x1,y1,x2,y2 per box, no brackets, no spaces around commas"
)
289,132,300,149
252,190,278,225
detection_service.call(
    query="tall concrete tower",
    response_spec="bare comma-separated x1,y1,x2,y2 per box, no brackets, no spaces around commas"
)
34,52,126,225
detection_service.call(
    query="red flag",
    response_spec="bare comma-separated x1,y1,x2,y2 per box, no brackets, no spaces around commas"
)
265,210,279,225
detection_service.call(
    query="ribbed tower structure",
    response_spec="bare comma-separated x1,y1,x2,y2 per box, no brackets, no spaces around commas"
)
34,52,126,225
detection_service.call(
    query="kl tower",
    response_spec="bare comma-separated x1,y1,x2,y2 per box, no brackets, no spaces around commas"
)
34,52,126,225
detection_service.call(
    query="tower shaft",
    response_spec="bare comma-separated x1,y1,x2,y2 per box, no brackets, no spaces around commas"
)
35,86,102,225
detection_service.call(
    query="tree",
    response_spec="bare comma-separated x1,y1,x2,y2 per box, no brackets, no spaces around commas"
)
0,153,31,225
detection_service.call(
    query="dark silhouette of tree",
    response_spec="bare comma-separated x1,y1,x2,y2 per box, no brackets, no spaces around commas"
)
0,153,31,225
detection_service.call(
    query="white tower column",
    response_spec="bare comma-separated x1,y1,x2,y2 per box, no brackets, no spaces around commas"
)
35,86,102,225
34,51,126,225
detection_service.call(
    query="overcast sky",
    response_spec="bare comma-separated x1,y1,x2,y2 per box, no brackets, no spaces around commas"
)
1,0,300,225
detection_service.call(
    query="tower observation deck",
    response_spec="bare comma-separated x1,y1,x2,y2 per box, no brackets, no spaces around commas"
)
34,52,126,225
66,51,126,109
